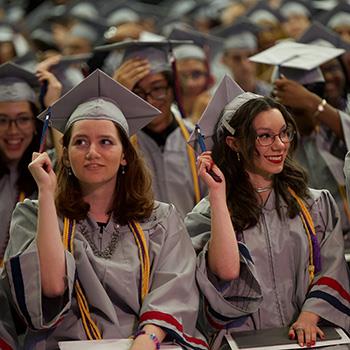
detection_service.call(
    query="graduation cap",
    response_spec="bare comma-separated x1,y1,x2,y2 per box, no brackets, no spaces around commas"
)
94,39,192,74
212,17,260,51
37,69,161,136
250,40,344,84
318,2,350,30
298,21,350,51
187,75,246,151
280,0,313,20
168,26,223,62
0,61,39,103
245,2,284,26
68,1,101,23
101,1,167,26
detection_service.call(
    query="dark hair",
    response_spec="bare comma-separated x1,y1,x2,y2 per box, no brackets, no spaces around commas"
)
212,96,309,232
55,123,154,225
0,102,41,197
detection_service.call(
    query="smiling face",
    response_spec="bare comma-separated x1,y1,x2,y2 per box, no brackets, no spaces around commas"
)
65,119,127,193
0,101,35,165
248,108,291,181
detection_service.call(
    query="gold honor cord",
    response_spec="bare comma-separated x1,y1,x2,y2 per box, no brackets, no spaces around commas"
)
130,120,201,205
63,217,150,339
175,116,201,204
0,192,26,268
288,188,317,283
129,221,150,302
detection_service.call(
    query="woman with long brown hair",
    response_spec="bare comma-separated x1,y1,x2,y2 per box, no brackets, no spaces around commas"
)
186,76,350,349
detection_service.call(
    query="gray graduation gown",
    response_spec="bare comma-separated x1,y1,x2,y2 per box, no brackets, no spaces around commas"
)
185,189,350,335
295,111,350,235
135,113,205,219
3,200,210,350
0,168,22,261
0,278,18,349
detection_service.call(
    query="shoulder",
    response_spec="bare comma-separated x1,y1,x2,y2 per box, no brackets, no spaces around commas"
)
306,188,336,208
305,188,340,228
139,201,184,231
13,198,38,217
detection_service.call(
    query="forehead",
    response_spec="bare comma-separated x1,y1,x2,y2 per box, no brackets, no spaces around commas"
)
225,48,256,57
253,108,286,129
137,72,168,89
0,100,32,114
70,119,119,136
176,58,207,71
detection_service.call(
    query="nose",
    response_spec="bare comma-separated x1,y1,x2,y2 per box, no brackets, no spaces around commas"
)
7,120,20,133
85,143,100,160
271,135,285,149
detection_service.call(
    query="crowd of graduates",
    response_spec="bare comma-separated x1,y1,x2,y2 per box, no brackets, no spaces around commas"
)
0,0,350,349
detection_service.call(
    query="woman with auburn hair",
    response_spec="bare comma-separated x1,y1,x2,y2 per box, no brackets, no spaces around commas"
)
186,76,350,349
1,70,261,350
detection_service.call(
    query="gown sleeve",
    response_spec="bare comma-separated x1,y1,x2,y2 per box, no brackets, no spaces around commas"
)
138,203,209,350
185,198,262,335
0,277,18,350
3,199,76,330
302,190,350,332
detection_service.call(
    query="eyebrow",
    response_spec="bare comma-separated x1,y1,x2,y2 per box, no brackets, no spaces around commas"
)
72,133,116,139
255,125,287,132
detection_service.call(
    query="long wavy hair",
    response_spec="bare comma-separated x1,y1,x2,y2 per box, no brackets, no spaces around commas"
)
55,123,154,225
0,102,41,197
212,96,309,232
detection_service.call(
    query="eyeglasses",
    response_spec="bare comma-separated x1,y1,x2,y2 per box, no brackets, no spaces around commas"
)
133,85,169,101
0,116,34,131
256,128,295,146
180,70,208,81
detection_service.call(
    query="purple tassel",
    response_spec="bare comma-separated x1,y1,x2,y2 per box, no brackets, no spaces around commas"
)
311,234,321,274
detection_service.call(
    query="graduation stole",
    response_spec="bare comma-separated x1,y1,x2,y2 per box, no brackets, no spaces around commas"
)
288,188,321,283
0,191,25,268
62,217,150,340
130,117,201,205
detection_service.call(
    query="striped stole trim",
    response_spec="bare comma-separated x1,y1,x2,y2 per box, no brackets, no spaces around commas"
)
128,221,150,302
288,188,321,283
140,310,209,349
0,338,13,350
308,277,350,315
175,116,201,204
62,217,102,340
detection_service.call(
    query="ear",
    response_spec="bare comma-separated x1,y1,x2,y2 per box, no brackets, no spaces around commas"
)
62,147,70,168
120,154,127,166
226,136,240,151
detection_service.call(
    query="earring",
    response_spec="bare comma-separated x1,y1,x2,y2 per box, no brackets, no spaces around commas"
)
121,165,126,175
236,152,241,162
67,167,72,176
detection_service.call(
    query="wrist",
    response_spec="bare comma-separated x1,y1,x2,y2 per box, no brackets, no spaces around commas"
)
134,330,160,350
312,98,327,119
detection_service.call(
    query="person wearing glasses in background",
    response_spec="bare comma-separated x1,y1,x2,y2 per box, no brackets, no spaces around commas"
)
109,40,206,218
0,62,61,349
0,62,62,267
186,76,350,349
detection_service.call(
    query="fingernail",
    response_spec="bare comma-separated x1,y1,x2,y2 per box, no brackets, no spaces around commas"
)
306,343,311,347
312,341,315,346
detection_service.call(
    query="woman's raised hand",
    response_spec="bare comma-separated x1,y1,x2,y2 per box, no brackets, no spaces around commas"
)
197,151,225,194
28,152,57,194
